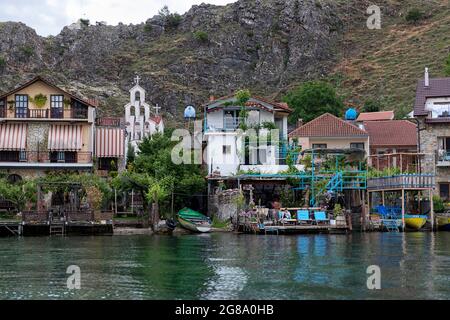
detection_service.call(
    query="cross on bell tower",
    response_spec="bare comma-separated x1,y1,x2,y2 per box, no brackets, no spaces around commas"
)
153,104,161,116
134,75,141,85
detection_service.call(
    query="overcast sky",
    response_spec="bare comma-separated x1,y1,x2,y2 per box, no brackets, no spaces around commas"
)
0,0,235,36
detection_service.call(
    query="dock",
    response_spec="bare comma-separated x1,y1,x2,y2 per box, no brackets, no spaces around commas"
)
0,211,114,237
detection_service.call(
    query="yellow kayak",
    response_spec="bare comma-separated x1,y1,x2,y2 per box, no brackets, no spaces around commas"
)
437,216,450,231
404,215,427,230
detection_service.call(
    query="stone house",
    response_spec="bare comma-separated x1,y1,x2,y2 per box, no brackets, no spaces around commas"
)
413,68,450,200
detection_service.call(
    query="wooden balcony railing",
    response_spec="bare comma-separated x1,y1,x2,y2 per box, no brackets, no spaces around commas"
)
4,107,89,119
367,174,435,190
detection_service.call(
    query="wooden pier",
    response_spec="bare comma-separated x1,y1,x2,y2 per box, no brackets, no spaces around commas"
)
236,220,351,235
0,211,114,237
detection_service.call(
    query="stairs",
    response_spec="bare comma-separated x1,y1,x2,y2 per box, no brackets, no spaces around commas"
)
50,222,65,236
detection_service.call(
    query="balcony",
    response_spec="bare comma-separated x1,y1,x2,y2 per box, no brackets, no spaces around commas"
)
0,151,93,169
437,150,450,167
0,107,89,120
367,174,435,191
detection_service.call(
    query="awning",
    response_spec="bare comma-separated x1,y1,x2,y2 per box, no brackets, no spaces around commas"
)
0,124,27,150
48,125,82,151
95,128,124,158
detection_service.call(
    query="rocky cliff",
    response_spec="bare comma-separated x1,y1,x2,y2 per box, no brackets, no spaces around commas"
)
0,0,448,123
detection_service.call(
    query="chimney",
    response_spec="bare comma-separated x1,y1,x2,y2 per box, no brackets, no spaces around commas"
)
209,95,215,101
297,119,303,128
424,67,429,87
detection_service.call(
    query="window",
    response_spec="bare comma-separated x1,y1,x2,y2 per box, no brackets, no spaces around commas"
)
15,95,28,118
224,110,240,130
19,151,27,162
440,183,450,201
350,143,365,150
0,99,5,117
222,145,231,155
50,95,64,118
50,151,76,163
312,144,327,149
71,100,88,119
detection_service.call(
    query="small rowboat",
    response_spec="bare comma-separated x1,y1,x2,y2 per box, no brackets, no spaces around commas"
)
178,208,212,233
404,215,427,230
436,215,450,231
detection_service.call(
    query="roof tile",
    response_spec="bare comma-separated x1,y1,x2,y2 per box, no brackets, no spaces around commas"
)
364,120,417,147
289,113,368,138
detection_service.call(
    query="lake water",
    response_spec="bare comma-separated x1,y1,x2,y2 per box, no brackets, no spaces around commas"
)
0,232,449,300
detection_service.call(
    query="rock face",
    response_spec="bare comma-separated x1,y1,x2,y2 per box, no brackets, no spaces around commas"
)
0,0,343,118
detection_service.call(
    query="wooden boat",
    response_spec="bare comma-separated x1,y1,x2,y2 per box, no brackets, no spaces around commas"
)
404,215,427,230
177,208,212,233
436,215,450,231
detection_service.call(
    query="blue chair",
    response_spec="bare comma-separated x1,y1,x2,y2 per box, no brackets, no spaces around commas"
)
297,210,312,224
377,205,388,216
314,211,330,225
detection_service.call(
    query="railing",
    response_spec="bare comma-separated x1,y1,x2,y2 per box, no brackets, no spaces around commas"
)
22,211,49,223
21,210,113,223
28,109,49,118
2,108,88,120
0,151,92,164
96,117,123,127
437,150,450,164
367,174,435,190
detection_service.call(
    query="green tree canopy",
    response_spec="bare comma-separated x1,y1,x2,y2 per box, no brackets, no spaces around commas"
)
445,53,450,77
114,132,206,216
363,99,380,112
283,81,344,124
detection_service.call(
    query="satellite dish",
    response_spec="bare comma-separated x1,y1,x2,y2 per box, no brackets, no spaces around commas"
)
184,105,196,119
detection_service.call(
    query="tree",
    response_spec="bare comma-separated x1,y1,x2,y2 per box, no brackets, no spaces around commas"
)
158,5,182,29
126,143,135,168
283,81,344,124
445,53,450,77
193,30,208,43
405,9,424,25
363,99,380,112
115,132,207,218
0,179,36,212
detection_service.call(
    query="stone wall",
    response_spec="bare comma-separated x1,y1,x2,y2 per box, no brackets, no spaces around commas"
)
208,189,241,221
419,118,450,195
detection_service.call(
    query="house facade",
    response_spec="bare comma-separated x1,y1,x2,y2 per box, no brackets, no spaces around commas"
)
0,76,96,180
413,68,450,200
288,113,370,155
363,119,418,171
203,95,295,176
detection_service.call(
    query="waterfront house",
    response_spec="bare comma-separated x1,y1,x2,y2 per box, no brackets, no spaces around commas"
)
288,113,370,155
203,95,294,176
413,68,450,200
0,76,96,180
363,119,418,171
95,117,125,175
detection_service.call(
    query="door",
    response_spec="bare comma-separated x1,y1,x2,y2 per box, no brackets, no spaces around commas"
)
50,95,64,118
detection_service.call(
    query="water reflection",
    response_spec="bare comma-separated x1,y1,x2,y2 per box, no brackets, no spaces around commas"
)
0,233,448,300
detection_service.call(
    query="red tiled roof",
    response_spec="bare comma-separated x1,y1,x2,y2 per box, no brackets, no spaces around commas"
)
363,120,417,147
149,116,162,124
288,113,368,138
356,111,394,121
414,77,450,116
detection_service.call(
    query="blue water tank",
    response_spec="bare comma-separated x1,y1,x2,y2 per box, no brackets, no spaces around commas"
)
184,105,196,119
345,108,358,120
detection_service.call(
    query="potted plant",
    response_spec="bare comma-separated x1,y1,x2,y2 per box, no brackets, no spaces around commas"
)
31,94,47,108
334,203,346,226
